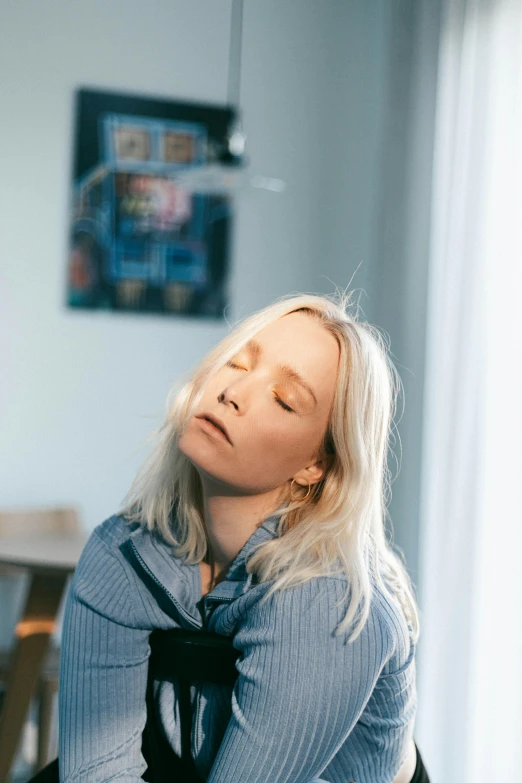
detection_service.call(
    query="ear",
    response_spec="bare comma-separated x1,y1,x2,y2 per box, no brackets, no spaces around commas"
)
292,453,333,487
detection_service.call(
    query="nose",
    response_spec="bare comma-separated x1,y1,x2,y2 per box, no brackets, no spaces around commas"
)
218,366,265,412
217,389,239,410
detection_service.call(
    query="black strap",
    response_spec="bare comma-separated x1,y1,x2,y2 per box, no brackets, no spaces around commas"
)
179,678,201,779
143,628,240,783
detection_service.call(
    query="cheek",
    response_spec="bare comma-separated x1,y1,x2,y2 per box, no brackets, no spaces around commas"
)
244,416,315,461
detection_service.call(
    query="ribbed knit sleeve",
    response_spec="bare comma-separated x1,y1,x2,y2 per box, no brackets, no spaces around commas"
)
58,531,152,783
206,577,396,783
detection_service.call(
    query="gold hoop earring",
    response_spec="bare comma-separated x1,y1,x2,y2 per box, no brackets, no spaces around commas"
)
289,478,312,502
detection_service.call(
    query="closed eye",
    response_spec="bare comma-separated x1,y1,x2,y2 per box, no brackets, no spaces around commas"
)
225,360,294,413
274,396,294,412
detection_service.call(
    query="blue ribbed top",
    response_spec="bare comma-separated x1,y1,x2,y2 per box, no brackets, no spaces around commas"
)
58,512,417,782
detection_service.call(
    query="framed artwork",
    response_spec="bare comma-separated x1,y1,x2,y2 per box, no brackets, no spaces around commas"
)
66,87,235,318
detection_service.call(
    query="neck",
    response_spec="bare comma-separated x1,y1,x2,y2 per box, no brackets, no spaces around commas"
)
199,480,283,570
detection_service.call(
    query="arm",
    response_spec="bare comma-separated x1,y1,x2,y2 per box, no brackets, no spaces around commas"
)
58,531,151,783
206,577,395,783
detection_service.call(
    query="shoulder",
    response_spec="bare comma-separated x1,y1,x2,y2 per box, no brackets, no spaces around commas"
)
91,511,140,549
73,513,140,584
254,573,413,671
69,513,152,623
72,514,183,631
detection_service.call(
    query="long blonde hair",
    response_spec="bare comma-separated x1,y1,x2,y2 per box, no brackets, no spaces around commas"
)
121,290,420,644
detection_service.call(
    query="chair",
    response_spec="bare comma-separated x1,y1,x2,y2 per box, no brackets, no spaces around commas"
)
25,627,241,783
0,507,81,775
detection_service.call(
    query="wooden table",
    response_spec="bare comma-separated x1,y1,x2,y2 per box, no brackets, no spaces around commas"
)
0,532,88,782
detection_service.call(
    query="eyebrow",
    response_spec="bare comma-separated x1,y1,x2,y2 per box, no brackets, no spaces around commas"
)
243,338,318,405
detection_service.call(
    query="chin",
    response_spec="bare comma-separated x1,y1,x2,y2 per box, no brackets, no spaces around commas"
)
178,430,225,477
177,430,203,466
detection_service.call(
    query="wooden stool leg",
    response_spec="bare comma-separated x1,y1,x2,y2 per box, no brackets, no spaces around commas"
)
37,678,57,771
0,571,67,783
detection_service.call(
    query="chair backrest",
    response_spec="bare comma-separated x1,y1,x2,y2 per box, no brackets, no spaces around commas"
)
0,506,80,578
0,506,80,538
27,627,238,783
142,627,240,783
149,627,240,684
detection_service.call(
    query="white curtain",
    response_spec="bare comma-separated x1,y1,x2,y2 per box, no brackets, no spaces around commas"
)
414,0,522,781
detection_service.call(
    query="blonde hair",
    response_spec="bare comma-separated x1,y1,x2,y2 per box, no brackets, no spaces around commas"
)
121,291,420,644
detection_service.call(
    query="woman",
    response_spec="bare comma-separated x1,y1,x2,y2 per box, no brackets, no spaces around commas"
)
58,291,429,783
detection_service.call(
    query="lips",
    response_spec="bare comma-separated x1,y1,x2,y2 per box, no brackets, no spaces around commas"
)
196,413,232,444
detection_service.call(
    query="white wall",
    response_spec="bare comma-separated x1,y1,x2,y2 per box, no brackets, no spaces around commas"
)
316,0,393,298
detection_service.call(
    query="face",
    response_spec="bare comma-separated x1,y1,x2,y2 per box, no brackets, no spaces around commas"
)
178,311,340,497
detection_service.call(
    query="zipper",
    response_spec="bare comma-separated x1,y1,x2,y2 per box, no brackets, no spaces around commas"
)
204,595,235,605
130,539,203,630
203,572,255,612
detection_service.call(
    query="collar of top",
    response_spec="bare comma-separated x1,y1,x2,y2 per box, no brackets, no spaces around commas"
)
125,508,282,620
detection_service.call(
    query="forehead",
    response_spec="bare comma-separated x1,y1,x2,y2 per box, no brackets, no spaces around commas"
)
243,313,339,402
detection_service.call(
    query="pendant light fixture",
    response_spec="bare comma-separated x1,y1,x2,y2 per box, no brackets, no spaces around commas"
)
173,0,286,195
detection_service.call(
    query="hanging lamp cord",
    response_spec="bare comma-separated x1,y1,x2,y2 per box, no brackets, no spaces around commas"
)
227,0,245,109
